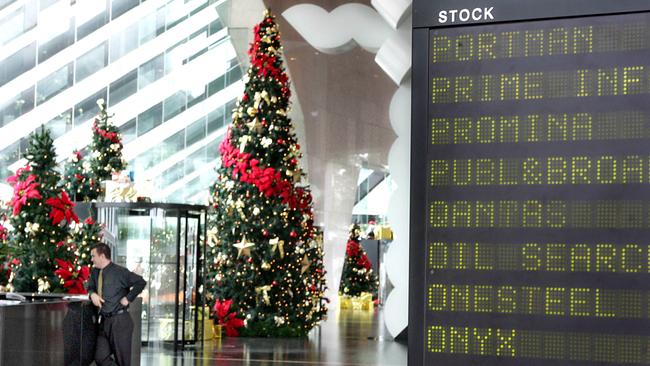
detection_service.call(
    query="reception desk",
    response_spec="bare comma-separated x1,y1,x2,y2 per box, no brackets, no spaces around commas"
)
0,293,141,366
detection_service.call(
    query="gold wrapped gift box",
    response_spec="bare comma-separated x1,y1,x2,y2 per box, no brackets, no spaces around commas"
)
374,225,393,240
339,292,374,311
339,296,352,309
103,181,137,202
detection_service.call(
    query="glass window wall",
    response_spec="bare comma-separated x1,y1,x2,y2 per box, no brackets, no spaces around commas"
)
207,105,224,134
75,41,108,82
121,118,136,144
163,91,186,122
137,102,162,136
109,22,139,63
36,63,73,104
43,109,72,140
0,42,36,87
0,87,34,127
1,6,26,45
38,18,75,63
74,88,106,125
109,69,137,106
138,54,164,89
185,117,206,147
138,7,166,45
110,0,138,21
76,0,108,41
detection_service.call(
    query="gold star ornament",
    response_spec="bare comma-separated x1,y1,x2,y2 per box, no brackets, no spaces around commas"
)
233,235,256,257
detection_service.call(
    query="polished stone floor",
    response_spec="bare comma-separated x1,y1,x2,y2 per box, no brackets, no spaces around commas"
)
141,307,407,365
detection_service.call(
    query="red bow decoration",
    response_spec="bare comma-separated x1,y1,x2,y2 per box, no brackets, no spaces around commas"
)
213,299,245,337
219,136,307,210
54,259,90,294
46,191,79,225
93,121,120,143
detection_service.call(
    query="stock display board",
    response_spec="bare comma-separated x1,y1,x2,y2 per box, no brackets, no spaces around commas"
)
410,3,650,366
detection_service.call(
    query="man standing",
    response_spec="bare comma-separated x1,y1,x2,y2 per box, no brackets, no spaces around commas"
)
87,243,146,366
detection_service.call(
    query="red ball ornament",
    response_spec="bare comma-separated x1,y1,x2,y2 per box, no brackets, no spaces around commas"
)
262,229,269,237
247,257,253,263
277,138,285,145
243,94,249,101
272,281,278,286
290,231,297,238
290,158,297,165
296,143,300,150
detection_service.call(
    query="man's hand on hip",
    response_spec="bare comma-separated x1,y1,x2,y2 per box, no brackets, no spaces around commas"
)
90,293,104,308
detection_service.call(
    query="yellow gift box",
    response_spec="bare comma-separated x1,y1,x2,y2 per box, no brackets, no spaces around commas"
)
351,292,373,310
341,293,373,311
339,296,352,309
374,226,393,240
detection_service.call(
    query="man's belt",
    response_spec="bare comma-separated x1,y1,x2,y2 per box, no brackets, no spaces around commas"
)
100,308,127,318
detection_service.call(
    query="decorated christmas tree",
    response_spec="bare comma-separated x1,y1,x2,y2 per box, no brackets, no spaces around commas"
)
62,149,101,201
89,99,127,189
6,127,88,293
339,224,378,298
205,10,327,337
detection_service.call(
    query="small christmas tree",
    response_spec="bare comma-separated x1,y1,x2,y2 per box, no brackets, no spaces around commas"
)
6,127,86,293
89,99,126,188
339,224,378,298
62,150,101,201
205,9,327,337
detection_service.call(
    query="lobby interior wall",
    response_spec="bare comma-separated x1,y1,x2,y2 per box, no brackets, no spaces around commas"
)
260,0,398,301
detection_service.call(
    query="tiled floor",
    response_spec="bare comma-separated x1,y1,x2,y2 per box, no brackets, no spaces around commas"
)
141,307,407,365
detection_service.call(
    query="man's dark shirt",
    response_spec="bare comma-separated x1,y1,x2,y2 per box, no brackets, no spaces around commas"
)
86,262,146,315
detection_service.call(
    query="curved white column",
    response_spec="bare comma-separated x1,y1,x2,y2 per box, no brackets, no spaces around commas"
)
371,0,412,29
282,4,393,54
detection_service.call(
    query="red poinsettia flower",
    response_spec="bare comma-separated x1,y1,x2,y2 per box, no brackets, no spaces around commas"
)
11,174,42,215
357,254,372,270
0,224,6,241
54,258,90,294
213,298,245,337
346,240,360,257
46,191,79,225
6,165,31,186
84,217,95,225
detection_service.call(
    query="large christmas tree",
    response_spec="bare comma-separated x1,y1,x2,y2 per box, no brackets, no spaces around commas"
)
339,224,378,298
89,99,127,188
6,128,87,293
206,10,327,337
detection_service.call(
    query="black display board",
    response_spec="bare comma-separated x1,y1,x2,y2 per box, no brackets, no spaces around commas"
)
410,3,650,366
